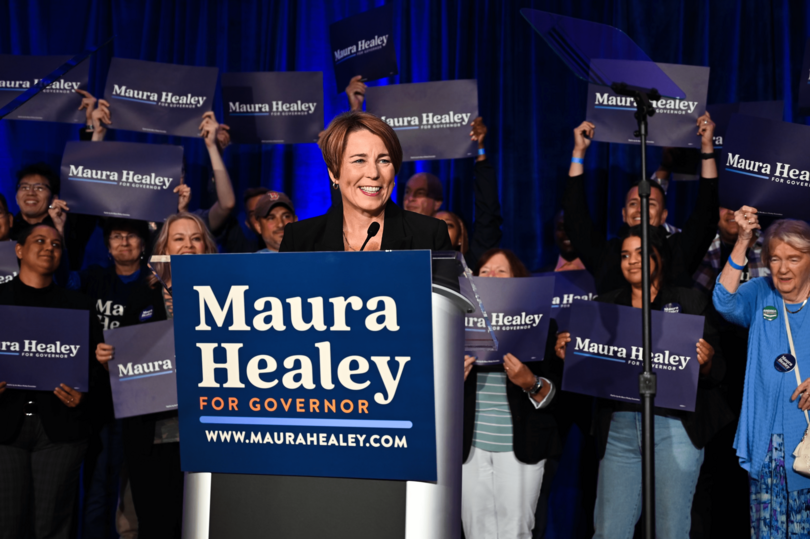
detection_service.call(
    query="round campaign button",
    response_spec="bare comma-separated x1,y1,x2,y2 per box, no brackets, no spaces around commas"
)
763,306,778,321
663,303,681,314
775,353,797,373
139,306,154,322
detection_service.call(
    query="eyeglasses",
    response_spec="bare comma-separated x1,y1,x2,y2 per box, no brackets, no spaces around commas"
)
17,183,51,193
109,233,140,243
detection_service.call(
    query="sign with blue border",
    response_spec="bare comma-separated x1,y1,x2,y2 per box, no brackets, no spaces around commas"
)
171,251,437,481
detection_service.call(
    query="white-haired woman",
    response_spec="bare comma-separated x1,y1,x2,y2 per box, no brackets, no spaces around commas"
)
713,208,810,536
94,212,217,539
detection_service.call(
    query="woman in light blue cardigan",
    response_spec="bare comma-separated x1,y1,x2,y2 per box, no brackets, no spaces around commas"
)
713,209,810,536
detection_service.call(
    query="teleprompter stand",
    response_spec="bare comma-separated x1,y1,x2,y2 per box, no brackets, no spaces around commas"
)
611,82,660,538
520,9,689,538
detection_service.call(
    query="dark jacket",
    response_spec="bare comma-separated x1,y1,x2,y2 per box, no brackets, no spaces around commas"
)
74,263,156,428
463,321,563,464
279,199,453,253
464,159,503,270
562,174,719,294
594,285,734,457
0,277,107,444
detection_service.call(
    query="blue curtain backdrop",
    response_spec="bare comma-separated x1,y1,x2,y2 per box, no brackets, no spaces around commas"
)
1,0,809,270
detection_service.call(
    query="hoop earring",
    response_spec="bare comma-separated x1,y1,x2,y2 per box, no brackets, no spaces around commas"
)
331,181,339,191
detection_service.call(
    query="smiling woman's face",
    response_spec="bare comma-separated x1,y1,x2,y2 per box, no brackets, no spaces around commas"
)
331,129,396,217
620,235,658,286
16,225,62,275
769,240,810,301
166,218,206,255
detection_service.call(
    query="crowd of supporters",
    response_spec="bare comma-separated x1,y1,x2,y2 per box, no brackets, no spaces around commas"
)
1,79,805,539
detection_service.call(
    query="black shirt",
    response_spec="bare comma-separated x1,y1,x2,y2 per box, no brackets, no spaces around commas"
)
562,174,719,294
74,264,153,331
464,159,503,270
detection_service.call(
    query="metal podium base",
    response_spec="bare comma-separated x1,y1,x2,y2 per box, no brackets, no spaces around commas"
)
181,287,470,539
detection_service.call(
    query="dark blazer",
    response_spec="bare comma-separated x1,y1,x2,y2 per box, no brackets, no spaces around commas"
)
279,199,453,253
593,285,735,457
463,321,563,464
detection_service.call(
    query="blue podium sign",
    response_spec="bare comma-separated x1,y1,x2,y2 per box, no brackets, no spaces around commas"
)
171,251,437,481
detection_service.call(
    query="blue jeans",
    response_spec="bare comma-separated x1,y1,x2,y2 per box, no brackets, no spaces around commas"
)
594,412,703,539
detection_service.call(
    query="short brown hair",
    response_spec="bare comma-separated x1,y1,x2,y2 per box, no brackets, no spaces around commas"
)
319,111,403,179
474,248,530,278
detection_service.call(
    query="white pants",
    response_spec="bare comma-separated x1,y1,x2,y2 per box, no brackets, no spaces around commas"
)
461,446,546,539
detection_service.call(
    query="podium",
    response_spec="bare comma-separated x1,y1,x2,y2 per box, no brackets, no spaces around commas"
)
170,252,475,539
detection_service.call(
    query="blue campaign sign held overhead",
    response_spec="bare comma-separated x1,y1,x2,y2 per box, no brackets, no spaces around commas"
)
60,141,183,222
171,251,437,481
720,114,810,219
329,4,398,92
586,61,709,148
102,58,218,137
0,54,89,124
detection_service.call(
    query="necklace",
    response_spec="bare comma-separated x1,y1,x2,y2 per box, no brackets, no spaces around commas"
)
785,289,810,314
342,231,357,251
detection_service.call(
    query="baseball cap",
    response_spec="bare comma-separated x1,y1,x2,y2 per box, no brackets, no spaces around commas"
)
254,191,295,218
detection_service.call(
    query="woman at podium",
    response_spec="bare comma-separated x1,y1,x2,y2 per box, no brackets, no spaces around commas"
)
279,111,452,253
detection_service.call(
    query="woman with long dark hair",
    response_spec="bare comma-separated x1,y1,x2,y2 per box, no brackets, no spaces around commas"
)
556,225,732,537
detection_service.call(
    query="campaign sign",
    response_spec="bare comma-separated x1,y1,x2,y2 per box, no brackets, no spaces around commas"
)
60,140,183,222
103,58,218,137
799,38,810,115
329,3,398,91
534,270,597,330
467,275,554,365
221,72,323,144
366,80,478,161
171,251,437,481
105,320,177,419
0,54,89,124
0,242,18,285
0,305,89,391
562,301,704,411
586,61,709,147
707,101,784,150
720,115,810,219
460,274,497,351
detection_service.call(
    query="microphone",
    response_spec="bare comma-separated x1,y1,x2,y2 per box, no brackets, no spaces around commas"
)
359,222,381,252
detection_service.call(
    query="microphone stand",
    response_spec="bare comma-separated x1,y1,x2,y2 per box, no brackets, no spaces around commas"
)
610,81,659,539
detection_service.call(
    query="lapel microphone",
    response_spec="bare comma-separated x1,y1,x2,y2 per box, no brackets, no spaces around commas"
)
359,222,381,251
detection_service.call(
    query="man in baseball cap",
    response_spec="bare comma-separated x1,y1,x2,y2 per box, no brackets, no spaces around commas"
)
254,191,296,253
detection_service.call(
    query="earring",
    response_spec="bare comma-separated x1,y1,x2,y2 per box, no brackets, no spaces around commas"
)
332,181,339,191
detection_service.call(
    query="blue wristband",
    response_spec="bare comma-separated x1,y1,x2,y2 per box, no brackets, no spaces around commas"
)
571,157,584,165
728,256,747,270
478,148,486,156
